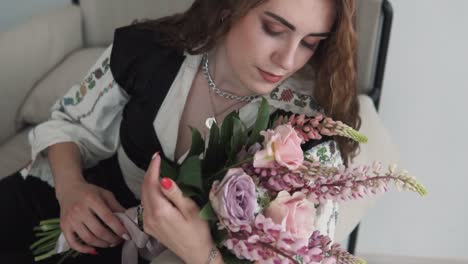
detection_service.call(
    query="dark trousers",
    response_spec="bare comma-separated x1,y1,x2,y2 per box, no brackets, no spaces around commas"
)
0,155,146,264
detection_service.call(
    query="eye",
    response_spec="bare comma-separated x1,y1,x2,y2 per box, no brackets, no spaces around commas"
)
262,22,282,36
301,41,319,51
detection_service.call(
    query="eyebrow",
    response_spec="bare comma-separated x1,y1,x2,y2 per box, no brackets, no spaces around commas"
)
264,11,331,37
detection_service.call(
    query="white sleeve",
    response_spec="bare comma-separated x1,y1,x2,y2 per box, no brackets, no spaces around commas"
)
28,45,130,170
304,140,343,242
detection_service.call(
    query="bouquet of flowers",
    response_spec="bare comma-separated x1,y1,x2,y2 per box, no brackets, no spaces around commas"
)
31,98,426,264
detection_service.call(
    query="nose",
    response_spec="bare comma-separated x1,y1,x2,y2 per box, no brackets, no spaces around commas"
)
271,44,297,72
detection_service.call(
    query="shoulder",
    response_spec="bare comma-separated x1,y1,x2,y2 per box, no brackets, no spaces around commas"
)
109,24,185,95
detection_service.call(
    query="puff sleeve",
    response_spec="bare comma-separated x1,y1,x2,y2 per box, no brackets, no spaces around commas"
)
28,45,130,177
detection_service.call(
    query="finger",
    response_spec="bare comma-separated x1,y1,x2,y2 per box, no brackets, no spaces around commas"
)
160,177,199,219
145,152,162,187
141,152,164,208
89,198,130,240
82,209,122,245
101,190,125,213
63,228,96,255
73,222,109,248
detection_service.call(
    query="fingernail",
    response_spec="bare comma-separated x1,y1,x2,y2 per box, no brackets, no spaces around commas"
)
161,177,173,190
152,152,160,160
90,249,98,255
123,234,130,241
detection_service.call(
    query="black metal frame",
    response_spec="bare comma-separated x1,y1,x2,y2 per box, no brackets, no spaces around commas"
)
347,0,393,255
367,0,394,111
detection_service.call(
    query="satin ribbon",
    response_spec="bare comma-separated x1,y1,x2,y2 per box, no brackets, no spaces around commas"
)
54,207,165,264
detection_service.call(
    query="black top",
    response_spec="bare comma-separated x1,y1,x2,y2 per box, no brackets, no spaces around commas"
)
109,25,331,171
110,25,185,170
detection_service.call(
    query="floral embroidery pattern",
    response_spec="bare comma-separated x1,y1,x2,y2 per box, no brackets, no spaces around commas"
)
279,89,294,102
269,86,324,114
305,140,342,239
62,57,111,106
73,80,116,122
305,140,342,168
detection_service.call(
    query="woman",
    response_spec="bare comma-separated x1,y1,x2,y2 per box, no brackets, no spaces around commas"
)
0,0,360,263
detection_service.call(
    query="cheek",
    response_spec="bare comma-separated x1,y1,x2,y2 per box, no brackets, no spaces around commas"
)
225,18,276,63
293,51,313,72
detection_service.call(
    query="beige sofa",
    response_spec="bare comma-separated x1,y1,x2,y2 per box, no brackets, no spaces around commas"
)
0,0,398,246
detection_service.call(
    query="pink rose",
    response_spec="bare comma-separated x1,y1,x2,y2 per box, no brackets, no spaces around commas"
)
253,124,304,170
264,191,316,241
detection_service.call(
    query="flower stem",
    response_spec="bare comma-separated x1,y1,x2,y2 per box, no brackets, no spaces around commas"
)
323,175,427,196
34,223,59,232
34,249,57,262
39,218,60,225
57,249,77,264
30,229,61,249
33,239,58,255
35,229,60,237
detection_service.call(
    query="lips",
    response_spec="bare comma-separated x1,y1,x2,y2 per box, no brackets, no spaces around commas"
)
257,68,284,83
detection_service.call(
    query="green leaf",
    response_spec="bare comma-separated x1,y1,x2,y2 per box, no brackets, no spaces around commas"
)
179,184,201,198
228,118,247,163
247,97,270,146
188,127,205,157
199,203,217,221
213,228,228,246
204,123,221,173
160,158,178,181
220,111,238,155
178,156,202,191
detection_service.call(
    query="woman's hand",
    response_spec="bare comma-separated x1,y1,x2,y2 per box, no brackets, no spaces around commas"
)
141,153,223,264
56,179,130,254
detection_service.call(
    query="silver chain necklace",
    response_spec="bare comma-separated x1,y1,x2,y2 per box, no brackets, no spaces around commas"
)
202,53,259,102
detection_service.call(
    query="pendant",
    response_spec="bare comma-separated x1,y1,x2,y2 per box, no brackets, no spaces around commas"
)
205,117,217,129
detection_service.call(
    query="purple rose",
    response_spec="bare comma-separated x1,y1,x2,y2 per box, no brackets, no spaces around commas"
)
209,168,258,232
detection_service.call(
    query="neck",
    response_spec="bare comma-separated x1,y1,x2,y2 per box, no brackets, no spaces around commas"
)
209,45,257,98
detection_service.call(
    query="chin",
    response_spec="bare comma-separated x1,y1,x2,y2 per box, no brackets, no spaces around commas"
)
249,81,278,96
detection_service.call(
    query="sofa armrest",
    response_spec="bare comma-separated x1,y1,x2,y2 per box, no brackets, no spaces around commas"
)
0,4,83,144
334,95,400,243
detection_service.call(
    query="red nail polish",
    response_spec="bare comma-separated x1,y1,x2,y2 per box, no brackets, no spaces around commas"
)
161,178,173,190
90,249,98,255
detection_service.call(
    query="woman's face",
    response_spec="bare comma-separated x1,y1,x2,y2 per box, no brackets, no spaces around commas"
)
223,0,337,95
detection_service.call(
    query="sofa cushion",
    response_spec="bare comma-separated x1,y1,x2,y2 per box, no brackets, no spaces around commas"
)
334,94,400,242
18,47,107,125
80,0,193,46
0,5,82,144
0,128,31,179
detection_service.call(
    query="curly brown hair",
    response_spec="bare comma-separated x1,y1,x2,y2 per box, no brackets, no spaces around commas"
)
140,0,360,164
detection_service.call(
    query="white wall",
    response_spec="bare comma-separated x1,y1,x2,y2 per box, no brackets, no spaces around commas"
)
0,0,70,32
357,0,468,260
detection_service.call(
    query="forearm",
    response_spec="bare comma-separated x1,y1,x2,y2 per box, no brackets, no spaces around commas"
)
48,142,86,197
